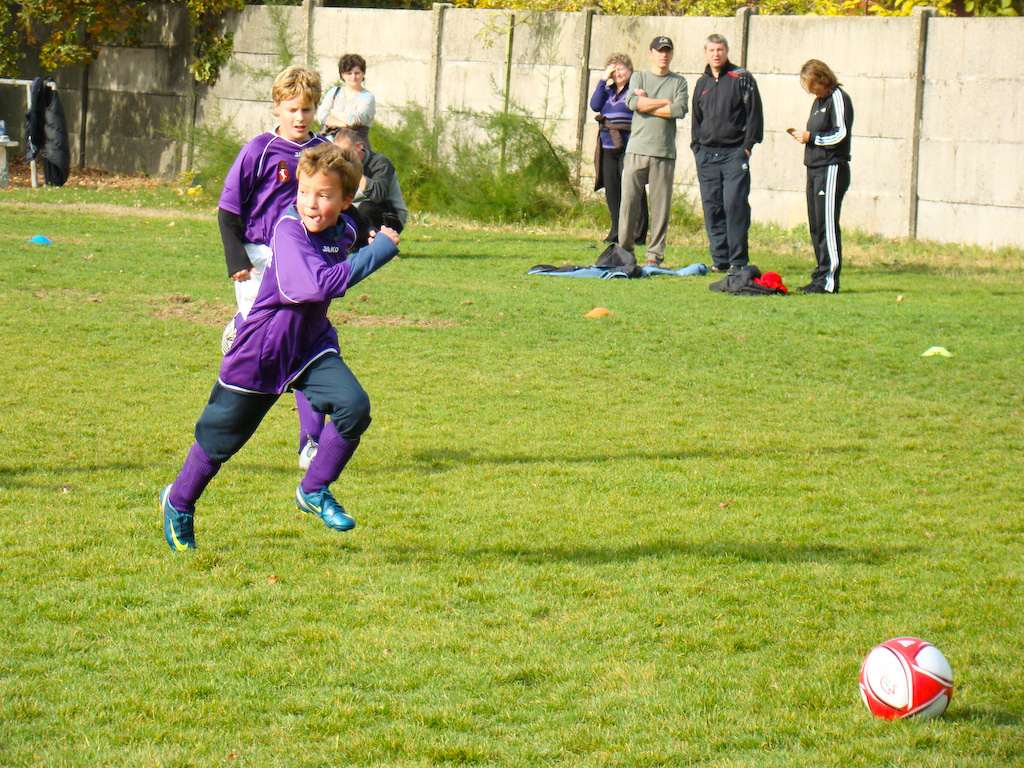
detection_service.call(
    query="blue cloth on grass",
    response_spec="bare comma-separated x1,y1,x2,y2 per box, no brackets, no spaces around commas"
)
528,263,707,279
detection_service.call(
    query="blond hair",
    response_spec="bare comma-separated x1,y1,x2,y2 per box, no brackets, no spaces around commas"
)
272,65,322,107
297,143,362,198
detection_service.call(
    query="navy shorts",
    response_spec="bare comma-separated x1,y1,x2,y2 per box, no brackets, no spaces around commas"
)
195,353,371,462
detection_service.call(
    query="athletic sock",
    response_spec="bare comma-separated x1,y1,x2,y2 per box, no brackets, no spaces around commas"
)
300,420,358,494
295,390,325,451
169,443,221,513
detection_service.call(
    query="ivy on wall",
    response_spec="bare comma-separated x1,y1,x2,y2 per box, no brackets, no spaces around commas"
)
0,0,246,84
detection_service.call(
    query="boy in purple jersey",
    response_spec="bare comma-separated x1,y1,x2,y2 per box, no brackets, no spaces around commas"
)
218,65,331,471
161,143,401,551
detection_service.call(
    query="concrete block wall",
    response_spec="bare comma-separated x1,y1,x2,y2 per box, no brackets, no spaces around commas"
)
435,9,514,145
508,11,588,152
749,14,926,240
310,7,437,130
202,5,311,143
916,18,1024,248
85,2,194,176
6,3,1023,249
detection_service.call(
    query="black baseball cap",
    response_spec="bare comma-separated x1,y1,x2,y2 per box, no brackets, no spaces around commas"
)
650,36,673,51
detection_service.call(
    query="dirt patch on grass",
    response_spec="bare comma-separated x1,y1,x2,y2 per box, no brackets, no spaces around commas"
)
2,158,212,219
5,157,166,191
5,199,211,220
152,294,233,327
336,311,456,328
150,297,455,330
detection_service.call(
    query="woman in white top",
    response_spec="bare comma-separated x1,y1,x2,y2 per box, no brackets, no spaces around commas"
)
317,53,376,149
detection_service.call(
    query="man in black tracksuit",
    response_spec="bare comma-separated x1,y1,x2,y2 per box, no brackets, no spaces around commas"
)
691,34,763,274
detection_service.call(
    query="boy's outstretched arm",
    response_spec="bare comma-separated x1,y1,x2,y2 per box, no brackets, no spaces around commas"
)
347,227,399,287
271,218,398,303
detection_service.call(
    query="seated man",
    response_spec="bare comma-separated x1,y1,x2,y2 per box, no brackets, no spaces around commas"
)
332,128,408,233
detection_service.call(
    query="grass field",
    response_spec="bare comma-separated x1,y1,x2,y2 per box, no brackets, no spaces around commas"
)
1,188,1022,767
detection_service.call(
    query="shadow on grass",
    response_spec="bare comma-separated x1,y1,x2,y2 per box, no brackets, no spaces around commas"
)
385,444,867,473
945,706,1024,726
382,539,917,567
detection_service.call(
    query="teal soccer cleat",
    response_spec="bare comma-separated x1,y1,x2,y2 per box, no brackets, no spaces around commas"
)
161,485,196,550
295,484,356,532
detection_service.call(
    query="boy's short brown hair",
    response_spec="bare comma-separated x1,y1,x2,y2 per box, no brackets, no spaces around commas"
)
297,143,363,198
272,65,322,107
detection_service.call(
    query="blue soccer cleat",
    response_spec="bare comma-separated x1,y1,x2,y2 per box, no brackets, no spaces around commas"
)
161,484,196,550
295,484,356,532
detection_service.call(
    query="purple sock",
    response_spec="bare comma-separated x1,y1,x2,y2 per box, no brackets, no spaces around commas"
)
300,420,358,494
295,391,325,451
169,443,221,513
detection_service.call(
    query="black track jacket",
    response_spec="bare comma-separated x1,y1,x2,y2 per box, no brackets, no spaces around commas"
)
691,62,763,154
803,87,854,168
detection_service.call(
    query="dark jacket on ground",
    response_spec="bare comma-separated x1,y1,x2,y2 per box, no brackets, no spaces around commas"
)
691,62,763,154
709,265,786,295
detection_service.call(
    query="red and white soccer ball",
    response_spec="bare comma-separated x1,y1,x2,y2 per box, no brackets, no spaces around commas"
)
859,637,953,720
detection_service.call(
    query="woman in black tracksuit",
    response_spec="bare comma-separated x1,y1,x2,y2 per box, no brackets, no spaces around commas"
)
790,60,853,294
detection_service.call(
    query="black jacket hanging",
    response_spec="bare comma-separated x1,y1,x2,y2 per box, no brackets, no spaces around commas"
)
25,77,70,186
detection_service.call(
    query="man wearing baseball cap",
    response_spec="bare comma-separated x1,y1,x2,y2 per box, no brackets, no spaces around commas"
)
617,35,689,267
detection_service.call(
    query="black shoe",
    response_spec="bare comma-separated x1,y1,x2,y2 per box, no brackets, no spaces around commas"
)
709,264,728,273
799,283,828,294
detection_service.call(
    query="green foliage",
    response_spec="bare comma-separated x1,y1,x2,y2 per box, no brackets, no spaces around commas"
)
831,0,953,15
182,0,246,85
0,4,18,77
12,0,149,71
0,0,244,84
161,110,246,199
374,103,584,224
461,0,977,14
964,0,1021,15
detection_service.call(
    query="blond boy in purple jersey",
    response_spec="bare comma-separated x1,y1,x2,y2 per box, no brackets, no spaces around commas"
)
218,66,330,470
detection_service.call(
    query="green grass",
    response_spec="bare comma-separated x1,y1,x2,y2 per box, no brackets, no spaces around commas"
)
1,191,1022,767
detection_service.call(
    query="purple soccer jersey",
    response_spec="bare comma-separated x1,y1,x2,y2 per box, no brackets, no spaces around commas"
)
219,131,330,247
217,207,399,396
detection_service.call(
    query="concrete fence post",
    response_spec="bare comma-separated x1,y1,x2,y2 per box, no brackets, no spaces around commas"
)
500,13,516,174
76,62,89,170
574,7,599,189
909,6,936,239
304,0,323,69
735,6,755,69
430,3,454,130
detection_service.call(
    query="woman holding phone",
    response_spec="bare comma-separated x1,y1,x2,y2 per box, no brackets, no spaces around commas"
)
789,59,853,294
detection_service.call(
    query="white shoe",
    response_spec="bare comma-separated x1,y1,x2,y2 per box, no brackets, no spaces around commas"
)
298,438,318,471
220,317,236,355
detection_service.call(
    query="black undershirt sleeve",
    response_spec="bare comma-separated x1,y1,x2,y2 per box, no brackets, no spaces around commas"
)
218,207,252,276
